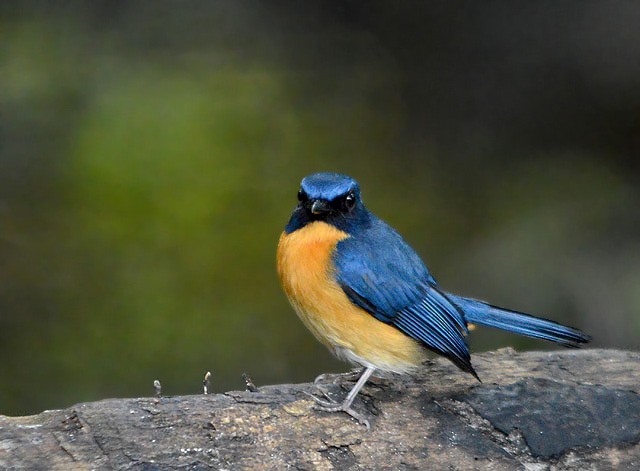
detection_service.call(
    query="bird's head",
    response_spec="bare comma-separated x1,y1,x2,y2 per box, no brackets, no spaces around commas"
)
284,172,368,234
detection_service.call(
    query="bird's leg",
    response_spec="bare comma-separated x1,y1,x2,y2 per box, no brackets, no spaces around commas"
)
307,366,376,429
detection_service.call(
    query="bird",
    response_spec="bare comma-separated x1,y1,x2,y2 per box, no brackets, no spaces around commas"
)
277,172,590,427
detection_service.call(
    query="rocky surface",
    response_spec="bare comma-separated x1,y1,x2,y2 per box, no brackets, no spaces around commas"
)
1,348,638,470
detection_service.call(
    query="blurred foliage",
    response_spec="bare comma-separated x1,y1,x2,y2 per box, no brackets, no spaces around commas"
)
1,1,639,415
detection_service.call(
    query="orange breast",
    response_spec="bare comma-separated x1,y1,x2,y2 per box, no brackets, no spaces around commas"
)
277,221,424,374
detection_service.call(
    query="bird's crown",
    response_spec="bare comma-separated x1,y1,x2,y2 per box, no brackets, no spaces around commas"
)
300,173,360,201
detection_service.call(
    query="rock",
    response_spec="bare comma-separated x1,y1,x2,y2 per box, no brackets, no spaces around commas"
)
0,349,638,470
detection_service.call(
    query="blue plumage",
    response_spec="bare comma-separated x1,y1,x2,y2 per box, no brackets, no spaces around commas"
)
283,172,590,380
279,172,591,427
333,215,478,378
449,295,589,347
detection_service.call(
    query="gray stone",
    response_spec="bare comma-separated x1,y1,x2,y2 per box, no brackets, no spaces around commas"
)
0,349,638,470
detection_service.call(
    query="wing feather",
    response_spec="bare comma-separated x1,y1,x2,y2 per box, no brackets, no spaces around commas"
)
334,218,478,378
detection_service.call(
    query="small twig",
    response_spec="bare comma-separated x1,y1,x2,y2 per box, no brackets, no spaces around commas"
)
242,373,258,392
153,380,162,398
203,371,212,395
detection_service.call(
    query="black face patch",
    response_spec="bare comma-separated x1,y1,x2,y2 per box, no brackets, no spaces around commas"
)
285,173,366,234
284,191,369,235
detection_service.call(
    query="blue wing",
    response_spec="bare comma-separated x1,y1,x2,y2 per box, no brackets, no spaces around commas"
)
333,217,478,378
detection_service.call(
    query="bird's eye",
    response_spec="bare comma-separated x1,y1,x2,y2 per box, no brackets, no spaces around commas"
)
344,192,356,211
297,189,305,202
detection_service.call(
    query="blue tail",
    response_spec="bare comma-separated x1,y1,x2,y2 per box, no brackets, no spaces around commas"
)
448,294,591,347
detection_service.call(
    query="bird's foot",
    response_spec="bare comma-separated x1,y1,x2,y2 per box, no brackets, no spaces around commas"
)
304,390,370,430
313,368,363,385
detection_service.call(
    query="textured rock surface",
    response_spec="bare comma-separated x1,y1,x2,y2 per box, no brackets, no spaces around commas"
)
0,349,638,470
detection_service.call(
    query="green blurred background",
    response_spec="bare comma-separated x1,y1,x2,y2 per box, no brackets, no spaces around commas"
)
1,1,639,416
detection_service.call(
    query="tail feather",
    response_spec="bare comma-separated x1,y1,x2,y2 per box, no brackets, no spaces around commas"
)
448,294,591,347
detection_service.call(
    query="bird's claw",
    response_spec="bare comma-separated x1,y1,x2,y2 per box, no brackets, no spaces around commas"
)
304,390,370,430
313,368,363,385
304,388,333,403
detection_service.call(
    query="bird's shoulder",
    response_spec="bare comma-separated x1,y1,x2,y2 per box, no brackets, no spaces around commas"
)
333,215,436,315
332,214,474,375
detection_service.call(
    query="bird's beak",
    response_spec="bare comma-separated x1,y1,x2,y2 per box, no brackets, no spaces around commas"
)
310,199,331,215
